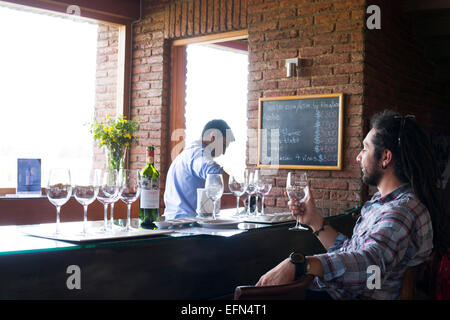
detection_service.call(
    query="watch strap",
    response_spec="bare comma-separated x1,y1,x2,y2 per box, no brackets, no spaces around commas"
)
290,252,307,280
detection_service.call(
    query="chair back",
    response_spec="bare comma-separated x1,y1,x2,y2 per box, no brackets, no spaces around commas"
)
399,265,420,300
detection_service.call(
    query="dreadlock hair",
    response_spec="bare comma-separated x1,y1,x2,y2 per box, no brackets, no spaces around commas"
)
370,110,449,255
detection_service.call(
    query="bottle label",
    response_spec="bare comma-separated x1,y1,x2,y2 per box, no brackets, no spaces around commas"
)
140,189,159,209
140,176,159,209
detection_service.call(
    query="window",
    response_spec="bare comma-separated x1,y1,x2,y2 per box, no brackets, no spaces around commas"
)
0,5,101,188
169,31,249,178
184,43,248,177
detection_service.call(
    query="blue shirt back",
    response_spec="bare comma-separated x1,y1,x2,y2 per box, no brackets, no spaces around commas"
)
163,141,223,220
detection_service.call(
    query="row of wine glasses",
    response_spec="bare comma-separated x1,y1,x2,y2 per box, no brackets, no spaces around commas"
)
228,169,272,217
45,168,141,235
227,169,308,231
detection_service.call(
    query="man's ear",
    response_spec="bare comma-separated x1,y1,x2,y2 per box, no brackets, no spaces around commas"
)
382,149,393,169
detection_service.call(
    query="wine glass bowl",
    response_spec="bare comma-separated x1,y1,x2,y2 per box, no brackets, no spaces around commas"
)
228,174,247,217
45,168,72,234
286,172,309,231
205,173,224,220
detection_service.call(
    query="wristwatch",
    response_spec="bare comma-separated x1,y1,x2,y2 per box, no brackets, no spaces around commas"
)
289,252,309,280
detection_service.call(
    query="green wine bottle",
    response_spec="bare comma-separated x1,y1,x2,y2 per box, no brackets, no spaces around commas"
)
139,146,160,229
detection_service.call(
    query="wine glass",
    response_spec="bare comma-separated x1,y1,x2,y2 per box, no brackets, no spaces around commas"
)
205,173,224,220
245,171,257,216
286,172,309,231
228,174,247,217
253,169,261,215
97,169,120,232
73,168,100,235
45,168,72,235
118,169,142,231
257,179,272,216
109,193,119,230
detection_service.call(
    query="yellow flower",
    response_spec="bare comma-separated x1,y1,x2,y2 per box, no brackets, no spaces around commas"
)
125,133,131,139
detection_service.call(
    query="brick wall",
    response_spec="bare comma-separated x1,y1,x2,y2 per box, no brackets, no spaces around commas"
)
247,0,366,215
91,1,449,217
121,0,368,215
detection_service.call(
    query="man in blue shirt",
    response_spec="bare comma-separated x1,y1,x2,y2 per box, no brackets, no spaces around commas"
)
163,120,234,220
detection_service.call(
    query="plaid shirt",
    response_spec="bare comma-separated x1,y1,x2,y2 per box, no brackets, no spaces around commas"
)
311,183,433,300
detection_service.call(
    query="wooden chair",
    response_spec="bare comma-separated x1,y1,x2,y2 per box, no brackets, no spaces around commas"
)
234,275,314,300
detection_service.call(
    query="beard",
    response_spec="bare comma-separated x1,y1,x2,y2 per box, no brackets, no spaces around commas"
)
361,162,383,186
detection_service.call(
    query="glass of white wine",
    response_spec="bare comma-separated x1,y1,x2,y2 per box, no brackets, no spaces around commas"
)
286,172,309,231
45,168,72,235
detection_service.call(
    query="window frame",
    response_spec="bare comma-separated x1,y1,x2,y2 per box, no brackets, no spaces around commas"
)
169,29,248,163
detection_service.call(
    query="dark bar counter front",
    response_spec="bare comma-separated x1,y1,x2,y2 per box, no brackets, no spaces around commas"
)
0,218,325,300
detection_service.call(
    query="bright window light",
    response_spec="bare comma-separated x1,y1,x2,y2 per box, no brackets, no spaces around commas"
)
0,5,98,188
185,44,248,178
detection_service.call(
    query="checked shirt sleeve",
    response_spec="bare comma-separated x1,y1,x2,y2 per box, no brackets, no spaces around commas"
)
314,206,417,294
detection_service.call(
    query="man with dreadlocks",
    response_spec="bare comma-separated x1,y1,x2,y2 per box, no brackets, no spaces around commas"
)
256,110,448,299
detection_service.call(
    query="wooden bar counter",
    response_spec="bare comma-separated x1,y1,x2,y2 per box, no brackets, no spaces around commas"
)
0,216,325,300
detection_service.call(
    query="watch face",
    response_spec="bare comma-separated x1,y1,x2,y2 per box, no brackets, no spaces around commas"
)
290,252,305,264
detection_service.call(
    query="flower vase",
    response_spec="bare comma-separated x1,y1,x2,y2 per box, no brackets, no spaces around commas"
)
104,146,127,172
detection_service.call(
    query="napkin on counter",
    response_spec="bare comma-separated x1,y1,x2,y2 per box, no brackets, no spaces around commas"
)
196,188,220,217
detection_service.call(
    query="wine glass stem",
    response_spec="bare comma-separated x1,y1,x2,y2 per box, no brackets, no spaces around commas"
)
56,206,61,234
247,195,251,214
255,195,259,215
110,202,115,228
213,201,217,220
127,204,131,230
83,205,88,235
261,195,265,215
236,196,240,215
104,204,108,230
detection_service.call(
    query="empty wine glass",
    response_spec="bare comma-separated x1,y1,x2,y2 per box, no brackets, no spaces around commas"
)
73,168,100,235
258,179,272,215
97,169,120,232
109,193,119,230
228,174,247,217
253,169,261,215
286,172,309,231
205,173,224,220
245,171,257,216
119,169,142,231
45,168,72,234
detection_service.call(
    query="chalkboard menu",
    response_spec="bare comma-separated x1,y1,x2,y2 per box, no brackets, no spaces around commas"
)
258,93,343,170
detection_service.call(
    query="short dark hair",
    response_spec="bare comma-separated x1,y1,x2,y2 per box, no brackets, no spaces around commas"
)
201,119,235,142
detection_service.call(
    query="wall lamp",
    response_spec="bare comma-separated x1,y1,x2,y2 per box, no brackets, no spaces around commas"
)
285,58,300,78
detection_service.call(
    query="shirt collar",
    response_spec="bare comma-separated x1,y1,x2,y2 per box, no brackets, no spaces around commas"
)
372,183,411,204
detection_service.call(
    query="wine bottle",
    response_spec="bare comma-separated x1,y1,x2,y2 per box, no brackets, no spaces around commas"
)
139,146,160,229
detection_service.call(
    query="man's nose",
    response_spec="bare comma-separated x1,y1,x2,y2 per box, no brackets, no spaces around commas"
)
356,151,362,163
